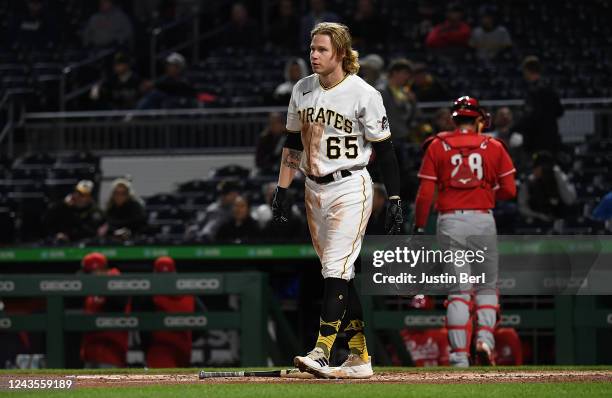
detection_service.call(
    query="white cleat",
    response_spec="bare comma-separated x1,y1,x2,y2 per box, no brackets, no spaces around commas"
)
475,341,495,366
328,354,374,379
293,347,333,378
449,352,470,368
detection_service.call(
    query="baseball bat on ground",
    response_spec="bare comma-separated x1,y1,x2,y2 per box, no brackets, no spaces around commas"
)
199,368,313,379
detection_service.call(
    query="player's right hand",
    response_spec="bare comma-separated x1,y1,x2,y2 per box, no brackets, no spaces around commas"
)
272,186,289,223
385,198,403,235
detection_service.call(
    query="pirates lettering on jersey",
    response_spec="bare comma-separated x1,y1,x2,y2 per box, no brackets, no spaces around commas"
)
297,107,353,134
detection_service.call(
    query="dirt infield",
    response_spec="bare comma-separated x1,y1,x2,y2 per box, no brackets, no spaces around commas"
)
30,370,611,387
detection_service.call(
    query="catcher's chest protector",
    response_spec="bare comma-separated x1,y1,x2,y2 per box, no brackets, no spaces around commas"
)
438,134,492,190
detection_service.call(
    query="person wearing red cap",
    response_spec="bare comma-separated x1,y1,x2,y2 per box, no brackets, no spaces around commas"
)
145,256,195,368
80,252,130,368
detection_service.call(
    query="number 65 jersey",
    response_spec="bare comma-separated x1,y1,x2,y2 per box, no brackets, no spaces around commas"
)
286,73,391,177
417,129,516,211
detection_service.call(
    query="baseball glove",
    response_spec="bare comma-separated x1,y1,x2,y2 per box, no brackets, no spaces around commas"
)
385,198,403,235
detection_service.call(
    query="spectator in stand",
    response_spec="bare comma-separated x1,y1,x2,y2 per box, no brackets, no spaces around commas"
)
380,59,417,142
513,56,564,154
273,58,309,105
144,256,195,368
487,107,528,172
216,196,260,243
98,178,147,241
80,253,130,368
220,2,260,48
592,192,612,232
45,180,105,243
411,63,451,102
137,52,196,109
268,0,300,51
469,5,512,61
425,3,471,50
518,151,576,223
358,54,385,90
349,0,386,51
82,0,134,48
365,184,387,235
301,0,340,50
9,0,57,49
408,1,439,47
255,112,288,173
186,180,241,241
432,107,455,133
90,52,145,110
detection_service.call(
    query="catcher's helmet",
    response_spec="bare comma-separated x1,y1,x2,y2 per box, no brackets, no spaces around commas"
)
451,96,487,119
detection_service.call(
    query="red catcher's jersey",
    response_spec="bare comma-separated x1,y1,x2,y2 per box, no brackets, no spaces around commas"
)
400,328,450,366
418,129,515,211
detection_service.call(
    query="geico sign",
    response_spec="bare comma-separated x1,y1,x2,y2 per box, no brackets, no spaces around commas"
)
176,279,220,291
40,280,82,292
543,278,588,289
497,278,516,290
164,316,208,327
500,314,521,326
0,318,12,329
404,315,445,327
95,317,138,328
0,281,15,292
107,279,151,291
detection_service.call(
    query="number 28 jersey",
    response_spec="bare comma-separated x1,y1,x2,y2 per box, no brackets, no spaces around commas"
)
286,73,391,177
417,129,516,211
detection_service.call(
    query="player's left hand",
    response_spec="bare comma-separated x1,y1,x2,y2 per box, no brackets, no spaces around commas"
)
385,198,403,235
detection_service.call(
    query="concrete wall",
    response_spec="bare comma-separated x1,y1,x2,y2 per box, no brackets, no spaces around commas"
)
100,153,255,200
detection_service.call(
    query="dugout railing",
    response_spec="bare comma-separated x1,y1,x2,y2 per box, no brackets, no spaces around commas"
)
0,272,270,367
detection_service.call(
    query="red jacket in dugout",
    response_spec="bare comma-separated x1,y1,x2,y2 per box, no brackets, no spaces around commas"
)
80,253,131,367
146,256,195,368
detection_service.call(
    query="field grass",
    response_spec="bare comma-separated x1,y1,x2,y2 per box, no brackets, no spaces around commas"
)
2,382,612,398
1,366,610,398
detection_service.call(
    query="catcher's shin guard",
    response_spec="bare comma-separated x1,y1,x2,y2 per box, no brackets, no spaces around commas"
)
445,294,473,365
473,293,499,365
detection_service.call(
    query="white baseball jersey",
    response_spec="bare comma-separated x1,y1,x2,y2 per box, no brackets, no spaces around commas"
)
286,73,391,177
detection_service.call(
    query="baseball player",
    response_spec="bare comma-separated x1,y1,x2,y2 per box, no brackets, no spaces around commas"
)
272,22,403,378
413,96,517,367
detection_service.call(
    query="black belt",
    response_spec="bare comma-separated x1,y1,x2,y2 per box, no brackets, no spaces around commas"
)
307,169,352,184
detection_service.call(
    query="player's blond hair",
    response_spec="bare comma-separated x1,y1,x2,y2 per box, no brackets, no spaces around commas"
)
311,22,360,75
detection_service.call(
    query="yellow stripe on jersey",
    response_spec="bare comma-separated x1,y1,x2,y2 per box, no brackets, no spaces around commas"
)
340,175,367,279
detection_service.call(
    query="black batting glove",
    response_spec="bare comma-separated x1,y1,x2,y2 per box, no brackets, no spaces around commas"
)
385,197,403,235
272,186,289,223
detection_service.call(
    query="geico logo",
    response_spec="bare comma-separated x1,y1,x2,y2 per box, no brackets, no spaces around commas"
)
497,278,516,289
176,279,220,290
0,281,15,292
40,280,82,291
107,280,151,291
95,317,138,328
607,314,612,325
0,318,11,329
404,315,445,327
500,314,521,326
543,278,587,289
164,316,208,327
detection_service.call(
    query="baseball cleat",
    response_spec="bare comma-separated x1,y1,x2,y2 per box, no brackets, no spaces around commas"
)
328,354,373,379
475,341,495,366
293,347,333,378
449,352,470,368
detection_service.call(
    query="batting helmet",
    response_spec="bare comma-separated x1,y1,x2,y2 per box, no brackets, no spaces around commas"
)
82,252,108,273
154,256,176,273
